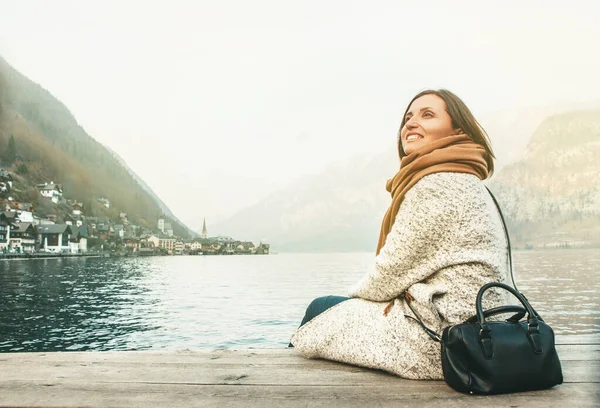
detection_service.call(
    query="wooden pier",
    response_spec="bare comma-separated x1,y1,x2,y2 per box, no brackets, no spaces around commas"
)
0,334,598,407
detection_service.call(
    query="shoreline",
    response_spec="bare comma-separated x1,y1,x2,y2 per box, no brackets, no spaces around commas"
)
0,252,272,260
0,252,107,261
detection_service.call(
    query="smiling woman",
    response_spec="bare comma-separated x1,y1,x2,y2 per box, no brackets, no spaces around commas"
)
401,95,459,155
398,89,496,174
290,89,511,381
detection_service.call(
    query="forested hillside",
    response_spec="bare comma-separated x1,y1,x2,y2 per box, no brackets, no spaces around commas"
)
0,56,191,237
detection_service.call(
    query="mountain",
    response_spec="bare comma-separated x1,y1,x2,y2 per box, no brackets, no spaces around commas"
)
213,108,600,251
106,146,199,238
488,110,600,248
0,56,191,236
212,151,397,252
478,99,600,170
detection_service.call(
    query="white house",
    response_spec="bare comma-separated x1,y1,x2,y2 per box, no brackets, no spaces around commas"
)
0,169,13,189
140,233,160,248
37,182,63,204
97,197,110,208
159,237,176,254
72,202,84,216
16,210,33,223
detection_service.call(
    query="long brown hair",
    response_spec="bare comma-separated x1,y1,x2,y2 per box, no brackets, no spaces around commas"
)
397,89,495,175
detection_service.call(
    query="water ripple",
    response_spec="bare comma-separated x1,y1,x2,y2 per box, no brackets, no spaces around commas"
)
0,249,598,351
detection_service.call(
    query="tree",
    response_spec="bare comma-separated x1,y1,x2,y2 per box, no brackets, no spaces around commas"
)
16,162,28,174
5,135,16,163
24,187,39,203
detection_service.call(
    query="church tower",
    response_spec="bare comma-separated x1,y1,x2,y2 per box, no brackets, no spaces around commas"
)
201,218,208,239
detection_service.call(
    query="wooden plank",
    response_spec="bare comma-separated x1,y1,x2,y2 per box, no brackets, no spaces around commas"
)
0,344,596,366
0,381,598,408
0,335,597,407
1,354,597,384
555,334,599,345
555,344,600,360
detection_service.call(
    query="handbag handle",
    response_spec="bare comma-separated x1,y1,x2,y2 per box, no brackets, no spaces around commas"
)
464,305,527,324
476,282,545,355
476,282,538,325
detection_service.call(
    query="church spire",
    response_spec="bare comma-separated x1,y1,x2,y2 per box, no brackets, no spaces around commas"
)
201,217,207,239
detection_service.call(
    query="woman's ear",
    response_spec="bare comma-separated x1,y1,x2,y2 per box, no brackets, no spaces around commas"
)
454,128,463,135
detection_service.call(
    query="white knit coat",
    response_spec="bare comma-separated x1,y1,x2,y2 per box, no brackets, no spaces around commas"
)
290,172,511,380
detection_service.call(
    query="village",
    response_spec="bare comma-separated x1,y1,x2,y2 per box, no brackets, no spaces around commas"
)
0,169,270,258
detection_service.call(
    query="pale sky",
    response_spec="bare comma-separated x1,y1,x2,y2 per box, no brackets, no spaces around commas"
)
1,1,599,231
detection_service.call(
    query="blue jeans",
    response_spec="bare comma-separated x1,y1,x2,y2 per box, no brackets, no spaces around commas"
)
289,295,350,347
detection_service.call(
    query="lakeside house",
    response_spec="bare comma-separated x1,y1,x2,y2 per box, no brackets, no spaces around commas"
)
37,224,73,253
0,212,17,252
9,222,36,253
255,242,270,255
123,236,140,253
69,224,89,253
159,237,176,254
110,224,125,240
139,233,160,248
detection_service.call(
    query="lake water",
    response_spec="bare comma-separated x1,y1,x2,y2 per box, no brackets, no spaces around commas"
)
0,249,598,352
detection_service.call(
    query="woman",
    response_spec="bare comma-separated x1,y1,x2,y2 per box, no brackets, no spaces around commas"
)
289,89,511,380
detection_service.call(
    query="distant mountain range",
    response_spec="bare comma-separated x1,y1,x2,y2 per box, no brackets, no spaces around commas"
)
211,152,396,252
214,106,600,251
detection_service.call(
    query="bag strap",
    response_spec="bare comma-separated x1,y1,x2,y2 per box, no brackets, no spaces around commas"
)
404,186,521,341
403,300,442,342
484,186,519,292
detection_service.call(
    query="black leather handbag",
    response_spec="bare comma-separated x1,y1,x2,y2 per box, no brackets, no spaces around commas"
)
405,188,563,394
439,282,563,394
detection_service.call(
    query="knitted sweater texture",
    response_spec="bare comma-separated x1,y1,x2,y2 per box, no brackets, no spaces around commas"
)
290,172,511,379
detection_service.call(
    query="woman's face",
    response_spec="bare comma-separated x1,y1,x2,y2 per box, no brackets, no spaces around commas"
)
400,94,459,156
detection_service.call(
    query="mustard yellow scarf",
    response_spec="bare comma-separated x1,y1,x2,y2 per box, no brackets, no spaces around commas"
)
376,134,489,255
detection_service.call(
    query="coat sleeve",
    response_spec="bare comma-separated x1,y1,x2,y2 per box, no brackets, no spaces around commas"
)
348,176,461,301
